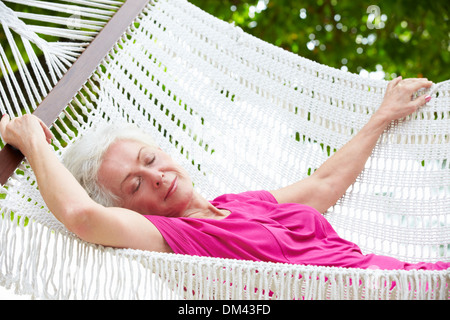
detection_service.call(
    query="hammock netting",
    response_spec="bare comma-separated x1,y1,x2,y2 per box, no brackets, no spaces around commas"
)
0,0,449,299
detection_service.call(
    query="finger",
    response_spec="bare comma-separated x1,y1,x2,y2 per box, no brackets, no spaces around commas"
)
402,77,428,82
0,114,10,138
388,76,402,89
412,94,432,109
403,78,433,90
45,127,54,144
38,118,54,144
411,81,433,96
400,77,431,84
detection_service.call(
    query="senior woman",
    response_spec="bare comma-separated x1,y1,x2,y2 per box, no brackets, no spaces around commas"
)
1,77,449,271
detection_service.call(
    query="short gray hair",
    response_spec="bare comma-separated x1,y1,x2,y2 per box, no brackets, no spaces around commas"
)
62,123,157,207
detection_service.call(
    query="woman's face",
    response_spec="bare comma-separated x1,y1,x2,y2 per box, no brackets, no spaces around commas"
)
97,139,194,217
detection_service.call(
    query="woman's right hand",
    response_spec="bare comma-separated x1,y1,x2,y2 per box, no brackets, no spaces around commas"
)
0,114,53,157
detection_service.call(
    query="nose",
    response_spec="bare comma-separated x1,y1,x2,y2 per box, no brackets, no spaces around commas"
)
144,168,164,189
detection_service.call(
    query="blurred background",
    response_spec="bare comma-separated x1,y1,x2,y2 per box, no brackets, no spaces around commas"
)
189,0,450,82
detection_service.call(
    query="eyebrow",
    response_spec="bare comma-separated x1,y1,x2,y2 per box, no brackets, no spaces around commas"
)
120,146,145,193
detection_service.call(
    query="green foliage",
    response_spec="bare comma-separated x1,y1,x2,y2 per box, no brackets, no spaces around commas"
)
189,0,450,82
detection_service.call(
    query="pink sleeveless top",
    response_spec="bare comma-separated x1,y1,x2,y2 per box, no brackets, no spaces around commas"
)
145,191,449,271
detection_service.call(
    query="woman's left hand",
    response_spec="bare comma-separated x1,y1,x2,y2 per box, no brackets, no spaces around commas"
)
271,76,434,213
376,76,433,123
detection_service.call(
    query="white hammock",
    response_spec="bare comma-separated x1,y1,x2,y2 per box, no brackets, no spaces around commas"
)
0,0,449,300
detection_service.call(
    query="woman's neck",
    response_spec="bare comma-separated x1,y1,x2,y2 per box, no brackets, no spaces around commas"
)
181,191,230,219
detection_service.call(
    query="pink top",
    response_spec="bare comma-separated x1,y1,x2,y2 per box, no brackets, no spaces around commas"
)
145,191,449,271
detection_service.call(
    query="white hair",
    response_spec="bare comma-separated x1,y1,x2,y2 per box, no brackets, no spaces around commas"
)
62,123,157,207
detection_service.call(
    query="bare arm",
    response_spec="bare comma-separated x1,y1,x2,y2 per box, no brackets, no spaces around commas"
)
0,114,171,252
271,77,433,213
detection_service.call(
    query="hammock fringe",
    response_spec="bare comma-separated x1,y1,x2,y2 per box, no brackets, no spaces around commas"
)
0,211,448,299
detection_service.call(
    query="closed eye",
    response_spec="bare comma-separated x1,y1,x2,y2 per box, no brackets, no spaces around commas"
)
145,155,155,166
127,147,156,194
132,176,142,194
133,154,154,193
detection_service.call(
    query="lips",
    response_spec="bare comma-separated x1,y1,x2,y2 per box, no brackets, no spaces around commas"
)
164,176,177,200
